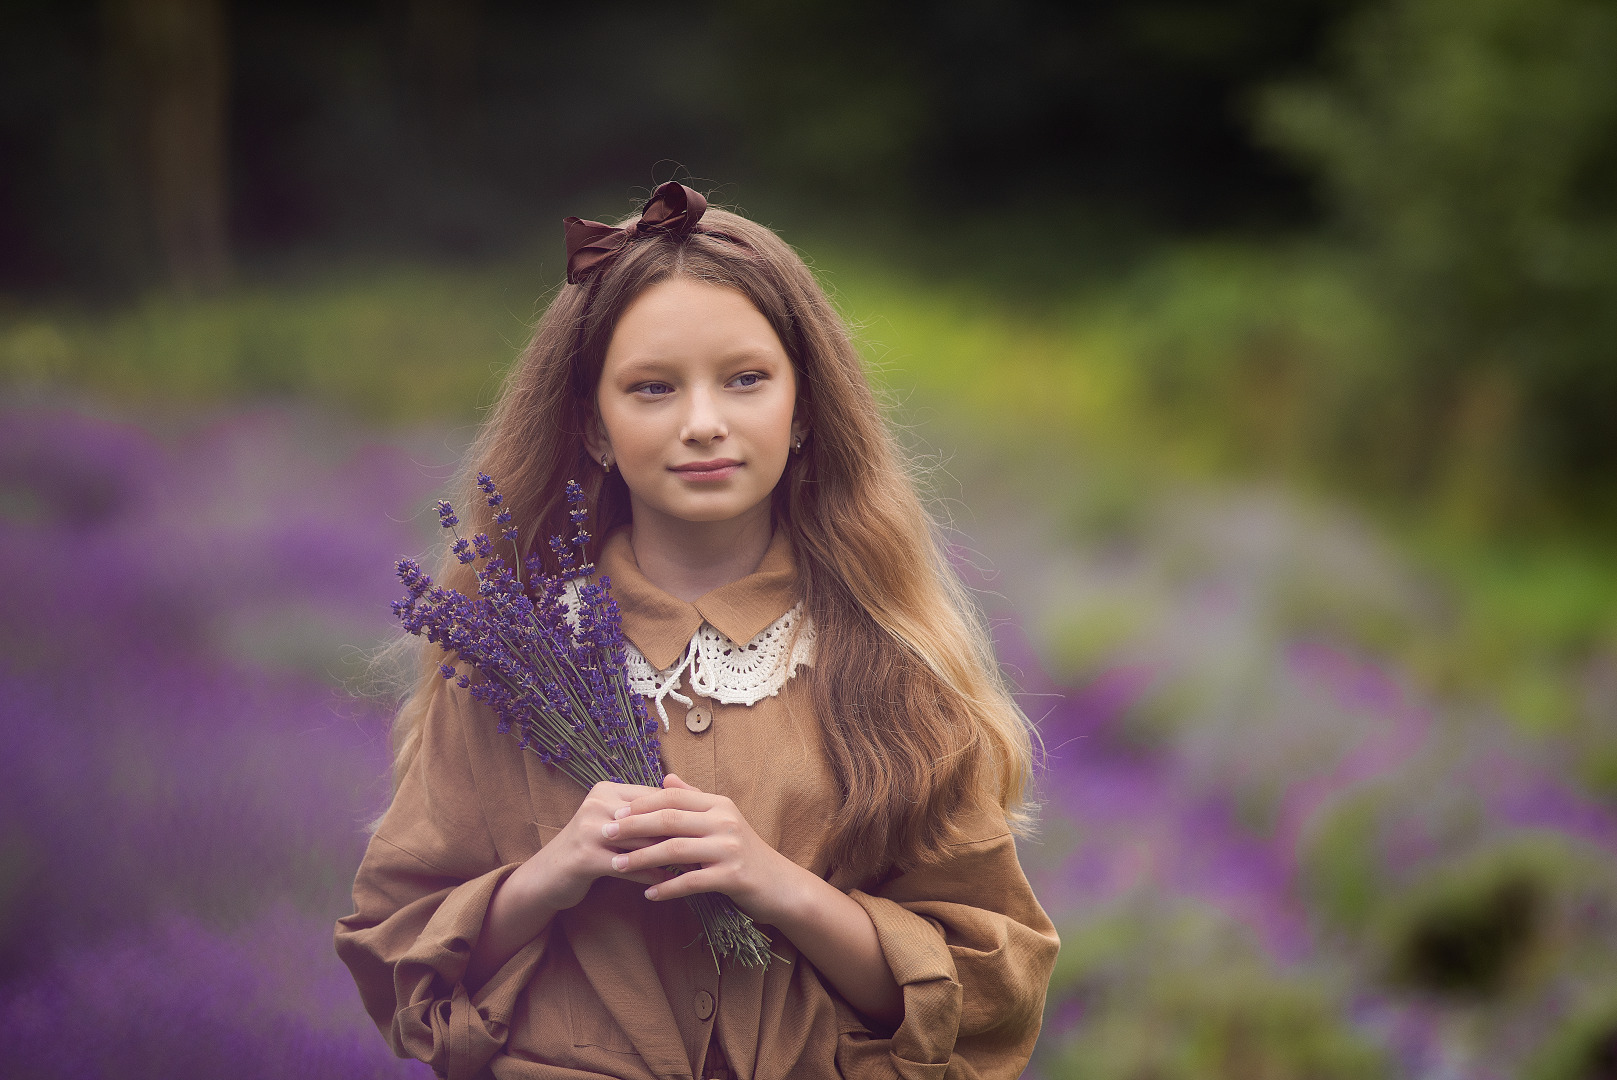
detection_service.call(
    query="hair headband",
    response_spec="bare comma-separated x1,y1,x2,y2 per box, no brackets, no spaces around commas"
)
562,181,709,286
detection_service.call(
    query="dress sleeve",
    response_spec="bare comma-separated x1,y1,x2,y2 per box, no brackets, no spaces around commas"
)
334,684,549,1080
841,822,1060,1080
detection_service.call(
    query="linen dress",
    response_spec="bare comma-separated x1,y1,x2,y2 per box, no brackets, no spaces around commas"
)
335,527,1059,1080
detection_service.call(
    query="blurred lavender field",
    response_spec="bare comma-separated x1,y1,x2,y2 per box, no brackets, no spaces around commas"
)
4,404,1617,1080
974,485,1617,1078
0,405,440,1078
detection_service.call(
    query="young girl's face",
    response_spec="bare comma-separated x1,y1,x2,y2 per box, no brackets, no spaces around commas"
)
591,276,799,532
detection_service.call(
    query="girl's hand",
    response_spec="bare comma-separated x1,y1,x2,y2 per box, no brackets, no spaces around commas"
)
513,780,673,912
603,774,806,924
469,780,673,989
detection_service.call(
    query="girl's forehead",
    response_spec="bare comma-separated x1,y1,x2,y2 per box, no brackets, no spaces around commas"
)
618,276,764,323
604,279,788,369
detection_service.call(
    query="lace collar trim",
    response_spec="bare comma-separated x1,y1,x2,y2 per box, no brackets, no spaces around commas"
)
624,602,816,730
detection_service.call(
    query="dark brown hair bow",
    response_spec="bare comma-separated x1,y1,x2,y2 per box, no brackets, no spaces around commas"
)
563,181,709,285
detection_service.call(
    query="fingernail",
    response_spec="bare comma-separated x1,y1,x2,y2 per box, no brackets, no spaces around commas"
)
644,886,659,900
614,806,630,819
601,822,618,839
611,855,627,871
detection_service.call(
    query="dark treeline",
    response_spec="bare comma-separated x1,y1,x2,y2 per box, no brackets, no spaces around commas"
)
0,0,1361,297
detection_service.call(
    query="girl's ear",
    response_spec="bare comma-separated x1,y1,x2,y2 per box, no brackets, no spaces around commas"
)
583,412,612,469
791,403,811,448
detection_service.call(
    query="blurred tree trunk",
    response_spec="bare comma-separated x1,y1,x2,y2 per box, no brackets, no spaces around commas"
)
103,0,231,295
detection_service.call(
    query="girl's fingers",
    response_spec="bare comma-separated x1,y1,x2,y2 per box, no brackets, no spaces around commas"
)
601,834,660,851
662,773,700,791
642,866,723,902
609,837,715,874
616,786,720,819
605,806,710,841
589,781,662,804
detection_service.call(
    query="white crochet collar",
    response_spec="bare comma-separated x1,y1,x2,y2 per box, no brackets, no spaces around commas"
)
624,603,816,730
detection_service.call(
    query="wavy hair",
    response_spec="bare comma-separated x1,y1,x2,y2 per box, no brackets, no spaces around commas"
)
386,200,1036,875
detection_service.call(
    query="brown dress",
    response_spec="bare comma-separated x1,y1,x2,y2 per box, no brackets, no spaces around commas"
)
335,527,1059,1080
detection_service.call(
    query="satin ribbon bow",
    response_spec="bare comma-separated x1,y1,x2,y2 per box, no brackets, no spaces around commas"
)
563,181,709,285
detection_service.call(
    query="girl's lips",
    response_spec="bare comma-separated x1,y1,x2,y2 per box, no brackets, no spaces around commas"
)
670,461,742,481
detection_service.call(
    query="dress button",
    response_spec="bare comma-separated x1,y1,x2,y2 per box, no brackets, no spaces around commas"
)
694,989,714,1020
686,704,712,733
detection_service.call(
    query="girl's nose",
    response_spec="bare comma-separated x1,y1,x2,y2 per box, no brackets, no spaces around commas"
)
680,388,728,444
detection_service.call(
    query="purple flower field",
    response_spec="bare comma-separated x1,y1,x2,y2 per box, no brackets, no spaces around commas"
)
0,405,438,1078
4,404,1616,1079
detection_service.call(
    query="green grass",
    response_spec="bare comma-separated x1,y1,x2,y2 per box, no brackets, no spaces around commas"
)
0,259,551,423
1038,901,1390,1080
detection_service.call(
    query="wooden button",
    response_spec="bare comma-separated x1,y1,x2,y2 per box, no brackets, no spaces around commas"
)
694,989,714,1020
686,704,712,733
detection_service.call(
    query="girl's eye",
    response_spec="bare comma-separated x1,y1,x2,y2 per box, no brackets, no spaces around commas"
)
731,373,763,388
635,382,673,396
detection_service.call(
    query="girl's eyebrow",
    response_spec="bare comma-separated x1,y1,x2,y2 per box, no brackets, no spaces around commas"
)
611,359,675,381
612,347,783,381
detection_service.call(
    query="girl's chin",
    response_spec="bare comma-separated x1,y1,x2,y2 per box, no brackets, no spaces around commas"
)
644,495,774,527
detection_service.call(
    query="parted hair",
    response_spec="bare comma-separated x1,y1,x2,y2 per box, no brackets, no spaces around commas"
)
388,200,1036,876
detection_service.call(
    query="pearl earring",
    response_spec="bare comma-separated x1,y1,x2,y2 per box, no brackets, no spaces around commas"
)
601,454,611,472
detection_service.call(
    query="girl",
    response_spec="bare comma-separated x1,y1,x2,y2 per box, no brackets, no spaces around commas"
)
336,182,1059,1080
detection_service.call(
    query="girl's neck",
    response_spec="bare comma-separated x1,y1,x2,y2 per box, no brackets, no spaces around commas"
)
626,499,775,603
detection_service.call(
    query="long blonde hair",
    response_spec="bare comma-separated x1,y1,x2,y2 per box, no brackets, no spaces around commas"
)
388,199,1035,875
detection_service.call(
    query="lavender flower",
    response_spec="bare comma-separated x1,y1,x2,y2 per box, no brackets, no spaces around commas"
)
394,477,769,968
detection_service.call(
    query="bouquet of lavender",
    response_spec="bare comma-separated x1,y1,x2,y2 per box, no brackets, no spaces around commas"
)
392,474,773,969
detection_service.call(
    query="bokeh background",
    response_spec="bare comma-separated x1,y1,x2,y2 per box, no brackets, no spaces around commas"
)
4,1,1617,1077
